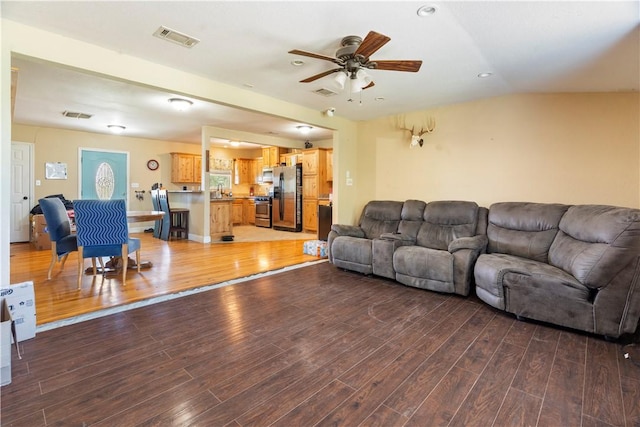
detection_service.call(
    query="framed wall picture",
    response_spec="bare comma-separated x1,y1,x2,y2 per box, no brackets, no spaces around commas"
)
45,162,68,180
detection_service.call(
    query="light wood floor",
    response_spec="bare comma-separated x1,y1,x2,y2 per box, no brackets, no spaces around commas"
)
9,232,321,326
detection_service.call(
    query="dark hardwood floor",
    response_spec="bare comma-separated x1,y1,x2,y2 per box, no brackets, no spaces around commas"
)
2,262,639,426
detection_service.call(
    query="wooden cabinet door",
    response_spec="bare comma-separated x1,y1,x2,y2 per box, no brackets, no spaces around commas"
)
171,153,201,183
302,175,319,199
303,200,318,232
269,147,280,167
210,202,232,237
326,150,333,182
232,201,243,224
254,158,263,183
303,150,318,175
193,156,202,183
246,200,255,224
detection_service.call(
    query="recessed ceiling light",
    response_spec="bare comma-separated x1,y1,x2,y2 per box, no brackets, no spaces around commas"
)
107,125,126,134
374,97,385,101
417,5,437,16
168,98,193,111
296,125,313,134
291,60,305,66
478,72,493,78
243,83,254,88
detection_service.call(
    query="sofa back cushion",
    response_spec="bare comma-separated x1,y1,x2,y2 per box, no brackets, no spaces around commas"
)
359,201,404,239
487,202,569,262
398,200,427,240
416,201,479,250
549,205,640,288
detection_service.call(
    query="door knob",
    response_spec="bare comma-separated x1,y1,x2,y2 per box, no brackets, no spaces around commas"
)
23,196,28,200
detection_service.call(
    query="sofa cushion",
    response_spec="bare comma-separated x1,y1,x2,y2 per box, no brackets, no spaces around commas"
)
475,253,586,310
487,202,569,263
416,201,479,250
394,246,455,293
359,201,404,239
398,199,427,239
331,235,374,274
549,205,640,288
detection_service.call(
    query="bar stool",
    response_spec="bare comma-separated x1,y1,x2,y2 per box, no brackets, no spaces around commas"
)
157,190,190,240
169,208,189,240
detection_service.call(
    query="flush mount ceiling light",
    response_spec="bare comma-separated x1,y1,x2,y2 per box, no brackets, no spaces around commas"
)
168,98,193,111
107,125,126,134
290,60,305,66
417,5,437,16
478,72,493,78
297,125,313,134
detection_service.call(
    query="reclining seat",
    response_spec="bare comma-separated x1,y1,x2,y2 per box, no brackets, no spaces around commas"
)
371,200,427,279
328,201,404,275
393,201,488,296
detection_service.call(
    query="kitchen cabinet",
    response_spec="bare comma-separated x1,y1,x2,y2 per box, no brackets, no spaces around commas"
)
254,157,263,183
246,199,256,224
262,146,281,167
210,200,233,240
303,200,318,232
234,158,252,185
301,148,331,233
171,152,201,183
326,149,333,182
232,199,244,224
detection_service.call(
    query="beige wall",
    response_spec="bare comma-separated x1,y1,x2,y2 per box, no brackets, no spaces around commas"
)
359,92,640,209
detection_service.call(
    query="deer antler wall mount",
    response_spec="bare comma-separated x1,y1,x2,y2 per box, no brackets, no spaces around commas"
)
395,115,436,148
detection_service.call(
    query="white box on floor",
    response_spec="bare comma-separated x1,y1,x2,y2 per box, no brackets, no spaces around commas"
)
0,300,18,386
0,281,36,342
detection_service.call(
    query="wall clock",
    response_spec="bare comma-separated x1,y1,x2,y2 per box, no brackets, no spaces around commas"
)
146,159,159,171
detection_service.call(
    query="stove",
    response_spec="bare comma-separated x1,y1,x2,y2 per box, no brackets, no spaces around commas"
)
254,196,272,228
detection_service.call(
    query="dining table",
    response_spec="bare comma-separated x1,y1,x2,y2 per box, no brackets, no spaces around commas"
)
84,210,166,274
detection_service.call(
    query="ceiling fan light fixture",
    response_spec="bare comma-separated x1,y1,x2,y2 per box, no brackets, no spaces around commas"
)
333,71,348,90
168,98,193,111
297,125,313,134
350,69,372,93
107,124,126,134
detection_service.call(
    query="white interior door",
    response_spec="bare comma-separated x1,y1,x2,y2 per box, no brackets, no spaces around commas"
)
10,142,33,243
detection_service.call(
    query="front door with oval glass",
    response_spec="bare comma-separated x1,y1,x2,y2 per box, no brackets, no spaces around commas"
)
80,149,128,201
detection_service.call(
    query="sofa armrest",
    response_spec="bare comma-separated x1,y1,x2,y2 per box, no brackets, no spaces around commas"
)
330,224,365,238
379,232,416,245
448,235,489,253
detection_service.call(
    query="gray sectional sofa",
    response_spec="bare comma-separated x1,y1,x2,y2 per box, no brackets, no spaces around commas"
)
328,199,640,338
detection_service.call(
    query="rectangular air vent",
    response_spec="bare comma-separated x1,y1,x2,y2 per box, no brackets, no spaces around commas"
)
62,111,93,119
153,26,200,48
314,88,338,97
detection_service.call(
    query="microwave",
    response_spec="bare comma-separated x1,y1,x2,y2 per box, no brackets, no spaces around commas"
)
262,167,274,183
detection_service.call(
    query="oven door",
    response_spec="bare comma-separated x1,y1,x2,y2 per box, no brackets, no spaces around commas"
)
255,201,272,228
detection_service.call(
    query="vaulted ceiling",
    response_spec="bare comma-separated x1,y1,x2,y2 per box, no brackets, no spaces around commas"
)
5,1,639,146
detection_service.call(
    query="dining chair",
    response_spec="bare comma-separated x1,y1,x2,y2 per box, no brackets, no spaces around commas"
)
157,189,189,241
150,189,163,238
38,197,78,279
73,199,141,288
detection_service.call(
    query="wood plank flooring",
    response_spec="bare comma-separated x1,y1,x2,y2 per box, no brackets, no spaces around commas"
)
3,261,640,426
9,232,320,325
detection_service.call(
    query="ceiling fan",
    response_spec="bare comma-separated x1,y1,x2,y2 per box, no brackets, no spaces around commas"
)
289,31,422,92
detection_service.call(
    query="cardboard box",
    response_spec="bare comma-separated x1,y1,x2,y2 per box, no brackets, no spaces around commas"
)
0,300,20,386
303,240,328,258
0,281,36,342
31,212,75,249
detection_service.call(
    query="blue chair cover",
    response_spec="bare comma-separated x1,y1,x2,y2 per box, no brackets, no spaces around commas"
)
73,199,141,287
38,197,78,279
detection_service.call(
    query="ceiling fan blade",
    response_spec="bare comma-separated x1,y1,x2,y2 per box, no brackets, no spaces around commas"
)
372,60,422,72
288,49,340,64
300,68,342,83
363,81,375,90
355,31,391,59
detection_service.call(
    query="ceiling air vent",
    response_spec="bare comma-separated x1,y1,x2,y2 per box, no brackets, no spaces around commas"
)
62,111,93,119
314,88,338,97
153,26,200,48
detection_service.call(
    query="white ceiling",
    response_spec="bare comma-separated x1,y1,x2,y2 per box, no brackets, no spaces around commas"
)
5,1,639,147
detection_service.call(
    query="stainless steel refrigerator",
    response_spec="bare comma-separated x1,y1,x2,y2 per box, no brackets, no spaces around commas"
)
272,164,302,232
